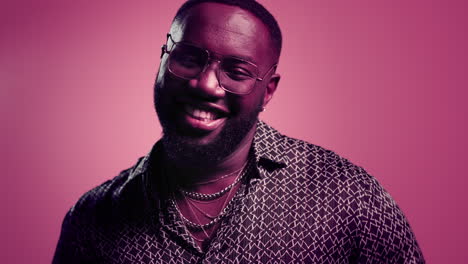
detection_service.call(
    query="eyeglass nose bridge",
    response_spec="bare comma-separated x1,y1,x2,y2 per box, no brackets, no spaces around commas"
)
198,55,225,89
200,57,221,74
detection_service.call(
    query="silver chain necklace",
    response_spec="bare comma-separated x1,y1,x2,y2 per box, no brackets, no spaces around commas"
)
172,160,251,230
193,166,244,186
172,189,234,230
179,161,249,201
182,185,235,240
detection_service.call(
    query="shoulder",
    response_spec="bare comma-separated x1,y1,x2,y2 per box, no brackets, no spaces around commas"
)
53,157,151,262
65,157,148,226
256,122,424,262
256,121,374,190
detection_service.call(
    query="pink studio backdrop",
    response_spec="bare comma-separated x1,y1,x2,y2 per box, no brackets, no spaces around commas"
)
2,0,467,263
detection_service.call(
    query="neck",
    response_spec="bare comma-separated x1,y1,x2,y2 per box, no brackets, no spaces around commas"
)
165,126,256,187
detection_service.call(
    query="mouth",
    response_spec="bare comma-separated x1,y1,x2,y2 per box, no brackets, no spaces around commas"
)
185,105,220,121
181,104,228,132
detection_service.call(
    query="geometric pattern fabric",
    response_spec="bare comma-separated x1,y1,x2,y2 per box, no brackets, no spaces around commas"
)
53,121,425,263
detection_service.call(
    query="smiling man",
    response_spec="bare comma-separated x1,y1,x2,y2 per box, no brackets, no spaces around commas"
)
53,0,424,263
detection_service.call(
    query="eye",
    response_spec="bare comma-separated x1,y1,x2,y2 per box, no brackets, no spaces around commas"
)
222,61,256,81
177,55,200,68
171,44,206,69
226,68,253,80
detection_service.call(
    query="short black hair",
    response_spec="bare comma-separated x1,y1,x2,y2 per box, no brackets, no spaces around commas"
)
173,0,282,59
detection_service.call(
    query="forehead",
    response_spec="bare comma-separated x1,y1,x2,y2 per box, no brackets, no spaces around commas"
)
171,3,273,66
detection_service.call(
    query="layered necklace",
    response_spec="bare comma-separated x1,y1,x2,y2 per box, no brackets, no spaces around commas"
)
172,160,251,243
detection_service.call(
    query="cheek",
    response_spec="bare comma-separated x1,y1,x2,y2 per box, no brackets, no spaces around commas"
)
247,86,267,107
156,58,186,90
157,70,187,95
227,90,265,115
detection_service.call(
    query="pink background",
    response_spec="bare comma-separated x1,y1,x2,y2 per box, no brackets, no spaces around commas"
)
2,0,467,263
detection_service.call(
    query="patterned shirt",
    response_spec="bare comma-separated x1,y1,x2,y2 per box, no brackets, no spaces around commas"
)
53,121,424,263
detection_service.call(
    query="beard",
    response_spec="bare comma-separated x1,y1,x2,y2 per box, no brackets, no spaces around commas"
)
154,81,263,167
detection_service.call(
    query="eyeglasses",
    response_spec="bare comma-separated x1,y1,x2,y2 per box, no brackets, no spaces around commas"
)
162,34,277,95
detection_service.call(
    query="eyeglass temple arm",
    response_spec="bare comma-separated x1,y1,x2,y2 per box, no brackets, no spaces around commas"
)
160,33,173,58
256,63,278,81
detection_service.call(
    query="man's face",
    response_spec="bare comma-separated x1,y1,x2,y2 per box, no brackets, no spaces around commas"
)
154,3,278,165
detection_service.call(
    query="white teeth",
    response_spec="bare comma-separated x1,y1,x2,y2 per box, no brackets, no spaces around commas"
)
200,110,207,119
186,105,217,120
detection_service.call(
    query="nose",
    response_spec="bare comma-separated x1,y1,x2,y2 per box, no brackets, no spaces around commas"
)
188,61,226,99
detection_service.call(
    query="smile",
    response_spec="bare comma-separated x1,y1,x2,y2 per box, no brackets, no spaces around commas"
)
185,105,219,121
182,104,228,132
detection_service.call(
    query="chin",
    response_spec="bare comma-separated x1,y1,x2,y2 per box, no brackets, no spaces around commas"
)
160,114,259,166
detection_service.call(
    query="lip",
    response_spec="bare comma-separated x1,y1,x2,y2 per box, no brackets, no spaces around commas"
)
177,101,229,133
185,101,229,116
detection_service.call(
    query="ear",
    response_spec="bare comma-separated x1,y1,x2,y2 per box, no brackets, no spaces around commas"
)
262,73,280,108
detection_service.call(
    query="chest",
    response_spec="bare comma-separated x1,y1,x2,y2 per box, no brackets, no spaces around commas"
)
94,178,361,263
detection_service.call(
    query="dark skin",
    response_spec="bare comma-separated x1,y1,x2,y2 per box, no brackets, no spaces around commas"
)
154,3,280,194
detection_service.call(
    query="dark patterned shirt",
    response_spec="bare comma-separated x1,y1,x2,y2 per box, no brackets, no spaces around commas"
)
53,121,424,263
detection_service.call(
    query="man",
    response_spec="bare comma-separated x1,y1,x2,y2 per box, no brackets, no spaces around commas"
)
53,0,425,263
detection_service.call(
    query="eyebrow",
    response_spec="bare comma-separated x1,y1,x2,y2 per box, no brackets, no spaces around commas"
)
178,40,257,65
227,54,256,65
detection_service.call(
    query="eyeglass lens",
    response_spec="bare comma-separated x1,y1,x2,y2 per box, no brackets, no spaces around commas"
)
168,43,259,94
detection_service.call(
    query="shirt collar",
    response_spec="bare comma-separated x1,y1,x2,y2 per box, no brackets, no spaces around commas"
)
252,120,289,171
